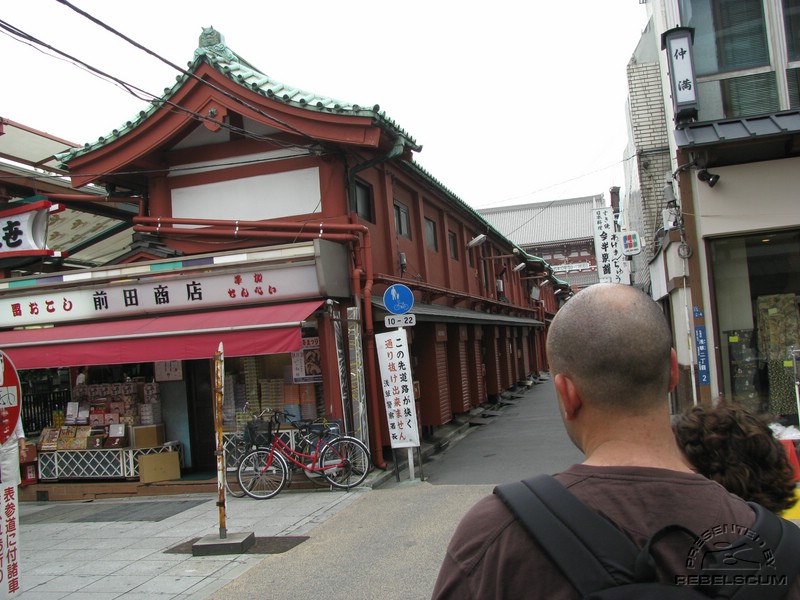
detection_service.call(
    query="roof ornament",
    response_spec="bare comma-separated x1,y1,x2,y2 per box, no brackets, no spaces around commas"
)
195,26,235,62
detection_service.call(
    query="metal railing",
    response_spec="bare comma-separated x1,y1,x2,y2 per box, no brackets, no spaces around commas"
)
21,389,71,437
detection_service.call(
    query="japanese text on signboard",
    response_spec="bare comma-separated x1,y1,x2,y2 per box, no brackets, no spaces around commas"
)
0,486,21,596
0,265,320,329
592,207,630,285
375,329,420,449
695,325,710,385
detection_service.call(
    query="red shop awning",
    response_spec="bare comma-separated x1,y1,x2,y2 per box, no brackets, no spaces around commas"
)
0,300,324,370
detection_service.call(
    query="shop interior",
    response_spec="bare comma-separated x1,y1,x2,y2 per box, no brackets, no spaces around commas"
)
18,325,325,483
712,229,800,423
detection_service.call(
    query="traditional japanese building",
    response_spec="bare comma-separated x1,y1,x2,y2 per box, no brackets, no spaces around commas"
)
0,28,569,483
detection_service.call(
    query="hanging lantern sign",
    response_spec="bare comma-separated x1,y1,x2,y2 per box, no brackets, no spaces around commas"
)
662,27,698,125
0,200,64,260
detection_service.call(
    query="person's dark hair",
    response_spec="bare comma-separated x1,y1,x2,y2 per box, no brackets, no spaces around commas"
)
546,283,673,411
673,404,797,513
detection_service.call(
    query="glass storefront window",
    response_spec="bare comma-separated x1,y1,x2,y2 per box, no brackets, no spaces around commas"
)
710,230,800,421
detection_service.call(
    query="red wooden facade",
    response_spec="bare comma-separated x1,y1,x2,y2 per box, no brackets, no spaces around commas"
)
2,28,573,467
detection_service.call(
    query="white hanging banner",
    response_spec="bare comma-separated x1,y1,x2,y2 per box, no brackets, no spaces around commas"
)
592,207,630,285
375,329,420,449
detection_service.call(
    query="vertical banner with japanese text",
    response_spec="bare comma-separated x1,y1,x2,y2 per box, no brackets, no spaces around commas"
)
0,485,22,597
375,329,420,448
0,350,23,597
592,207,630,285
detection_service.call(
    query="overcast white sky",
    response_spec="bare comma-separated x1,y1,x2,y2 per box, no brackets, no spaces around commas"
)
1,1,648,210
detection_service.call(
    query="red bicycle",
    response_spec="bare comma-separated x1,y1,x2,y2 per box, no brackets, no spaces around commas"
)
236,408,371,499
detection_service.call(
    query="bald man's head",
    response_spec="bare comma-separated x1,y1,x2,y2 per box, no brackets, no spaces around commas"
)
546,284,673,412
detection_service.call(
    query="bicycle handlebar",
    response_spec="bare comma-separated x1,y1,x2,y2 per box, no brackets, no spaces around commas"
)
256,408,337,439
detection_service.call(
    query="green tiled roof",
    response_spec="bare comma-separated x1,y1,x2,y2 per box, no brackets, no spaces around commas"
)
52,27,570,297
57,26,419,164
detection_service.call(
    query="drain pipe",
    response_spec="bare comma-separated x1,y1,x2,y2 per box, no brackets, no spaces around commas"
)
346,137,406,470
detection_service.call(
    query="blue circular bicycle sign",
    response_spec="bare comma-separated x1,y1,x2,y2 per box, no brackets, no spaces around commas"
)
383,284,414,315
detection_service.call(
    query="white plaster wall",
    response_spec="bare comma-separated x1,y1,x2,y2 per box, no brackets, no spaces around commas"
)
694,158,800,238
692,156,800,402
171,166,322,223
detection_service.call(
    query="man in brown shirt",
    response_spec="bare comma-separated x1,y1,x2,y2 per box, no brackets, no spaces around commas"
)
431,283,800,599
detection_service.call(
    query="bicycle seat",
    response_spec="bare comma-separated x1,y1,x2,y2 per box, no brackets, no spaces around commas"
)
294,419,314,431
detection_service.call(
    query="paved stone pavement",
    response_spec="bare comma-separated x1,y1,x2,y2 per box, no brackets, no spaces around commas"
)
15,379,800,599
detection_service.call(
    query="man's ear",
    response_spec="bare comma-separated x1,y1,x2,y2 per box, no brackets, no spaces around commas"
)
554,373,582,420
668,348,679,393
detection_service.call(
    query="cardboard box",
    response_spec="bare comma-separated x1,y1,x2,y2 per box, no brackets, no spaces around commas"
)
20,443,37,462
131,424,165,448
138,452,180,483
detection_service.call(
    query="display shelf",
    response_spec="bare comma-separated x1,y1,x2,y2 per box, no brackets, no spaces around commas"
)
38,443,182,481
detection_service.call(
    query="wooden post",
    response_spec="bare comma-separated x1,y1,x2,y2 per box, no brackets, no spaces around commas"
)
214,342,227,539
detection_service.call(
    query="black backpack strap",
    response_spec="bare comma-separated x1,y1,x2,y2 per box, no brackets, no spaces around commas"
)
494,474,638,597
727,503,800,600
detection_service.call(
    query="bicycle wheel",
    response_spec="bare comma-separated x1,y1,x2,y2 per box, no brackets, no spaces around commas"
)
223,447,246,497
320,436,371,489
225,467,246,497
237,448,288,499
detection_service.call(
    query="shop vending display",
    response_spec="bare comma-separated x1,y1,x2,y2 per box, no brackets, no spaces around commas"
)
38,382,163,452
757,294,800,415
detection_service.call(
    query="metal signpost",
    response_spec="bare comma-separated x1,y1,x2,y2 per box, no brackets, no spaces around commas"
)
377,284,422,481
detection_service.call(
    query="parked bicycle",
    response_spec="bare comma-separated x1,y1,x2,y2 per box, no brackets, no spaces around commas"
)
237,408,371,499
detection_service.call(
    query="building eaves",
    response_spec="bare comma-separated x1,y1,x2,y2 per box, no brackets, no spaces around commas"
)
674,110,800,148
56,27,420,165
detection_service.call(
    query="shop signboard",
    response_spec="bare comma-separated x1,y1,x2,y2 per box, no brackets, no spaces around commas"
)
0,264,321,328
0,199,64,261
592,207,630,285
0,350,23,597
291,336,323,383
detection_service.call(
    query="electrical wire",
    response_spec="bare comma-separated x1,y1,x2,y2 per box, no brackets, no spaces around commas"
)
0,152,318,183
478,153,638,211
56,0,320,145
0,19,317,150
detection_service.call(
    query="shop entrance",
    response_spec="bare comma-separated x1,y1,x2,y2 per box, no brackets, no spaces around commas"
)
186,359,216,473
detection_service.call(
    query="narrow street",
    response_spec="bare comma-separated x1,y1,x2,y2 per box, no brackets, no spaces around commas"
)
208,378,584,600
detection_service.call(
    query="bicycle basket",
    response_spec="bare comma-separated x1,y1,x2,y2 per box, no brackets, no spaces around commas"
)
244,419,272,446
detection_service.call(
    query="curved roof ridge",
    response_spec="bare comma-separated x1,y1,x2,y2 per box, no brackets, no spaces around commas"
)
58,26,418,165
